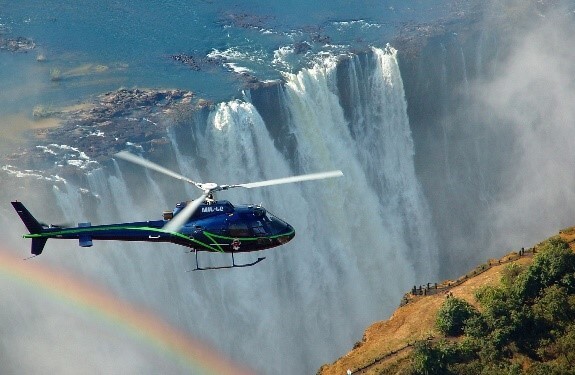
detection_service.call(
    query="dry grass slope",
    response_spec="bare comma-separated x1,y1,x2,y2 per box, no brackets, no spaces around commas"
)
318,227,575,375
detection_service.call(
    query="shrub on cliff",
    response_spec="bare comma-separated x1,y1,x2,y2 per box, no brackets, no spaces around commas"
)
436,296,479,337
501,263,524,289
411,341,451,375
513,238,575,302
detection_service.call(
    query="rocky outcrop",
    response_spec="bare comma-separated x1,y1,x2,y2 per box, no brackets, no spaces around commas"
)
217,11,274,29
0,36,36,52
169,53,225,71
2,88,210,184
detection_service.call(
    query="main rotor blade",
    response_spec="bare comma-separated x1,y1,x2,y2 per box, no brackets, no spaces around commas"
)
115,151,199,187
163,193,208,233
235,170,343,189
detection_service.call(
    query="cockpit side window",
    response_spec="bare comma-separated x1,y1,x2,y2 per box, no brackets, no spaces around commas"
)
252,220,266,236
229,222,251,237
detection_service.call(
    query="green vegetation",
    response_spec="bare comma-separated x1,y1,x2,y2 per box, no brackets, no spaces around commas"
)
409,238,575,375
435,297,478,337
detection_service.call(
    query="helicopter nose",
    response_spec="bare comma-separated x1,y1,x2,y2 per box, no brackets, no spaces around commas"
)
265,211,295,244
277,223,295,244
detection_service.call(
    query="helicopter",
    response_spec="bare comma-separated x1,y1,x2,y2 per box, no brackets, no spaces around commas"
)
12,151,343,270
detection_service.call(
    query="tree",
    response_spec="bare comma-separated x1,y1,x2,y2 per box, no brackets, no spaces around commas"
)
533,285,573,325
501,263,524,289
513,239,575,302
436,297,478,337
411,341,450,375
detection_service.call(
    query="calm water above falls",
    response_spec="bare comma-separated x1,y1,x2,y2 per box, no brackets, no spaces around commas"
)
0,1,455,106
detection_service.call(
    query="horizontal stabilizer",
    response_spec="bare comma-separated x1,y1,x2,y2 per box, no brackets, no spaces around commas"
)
78,222,92,247
79,235,93,248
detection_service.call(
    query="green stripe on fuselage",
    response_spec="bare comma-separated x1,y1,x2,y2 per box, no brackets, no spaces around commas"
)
21,225,293,253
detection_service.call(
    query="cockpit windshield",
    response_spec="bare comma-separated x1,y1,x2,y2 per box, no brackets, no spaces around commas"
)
265,211,290,234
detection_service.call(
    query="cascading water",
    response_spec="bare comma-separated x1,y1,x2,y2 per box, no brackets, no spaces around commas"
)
6,46,437,374
4,2,575,374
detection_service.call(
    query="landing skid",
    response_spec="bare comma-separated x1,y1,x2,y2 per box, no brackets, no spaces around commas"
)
187,250,265,271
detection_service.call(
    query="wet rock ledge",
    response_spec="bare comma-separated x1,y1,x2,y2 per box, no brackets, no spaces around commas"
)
0,36,36,52
4,88,211,181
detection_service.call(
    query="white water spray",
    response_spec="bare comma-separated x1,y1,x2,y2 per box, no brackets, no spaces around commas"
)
10,47,437,374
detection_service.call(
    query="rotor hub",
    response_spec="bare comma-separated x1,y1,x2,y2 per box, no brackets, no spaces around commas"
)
200,182,218,192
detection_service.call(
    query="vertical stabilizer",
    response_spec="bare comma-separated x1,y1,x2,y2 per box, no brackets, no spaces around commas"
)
11,201,44,234
31,238,48,256
11,201,47,255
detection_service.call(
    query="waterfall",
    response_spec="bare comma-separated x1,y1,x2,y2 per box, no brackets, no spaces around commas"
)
172,46,436,372
6,47,437,374
4,3,574,373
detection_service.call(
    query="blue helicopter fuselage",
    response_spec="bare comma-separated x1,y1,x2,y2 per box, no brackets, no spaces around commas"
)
12,200,295,256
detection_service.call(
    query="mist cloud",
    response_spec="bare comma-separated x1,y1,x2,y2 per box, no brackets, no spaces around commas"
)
476,4,575,252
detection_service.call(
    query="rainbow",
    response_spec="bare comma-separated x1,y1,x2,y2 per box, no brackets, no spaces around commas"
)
0,249,255,375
